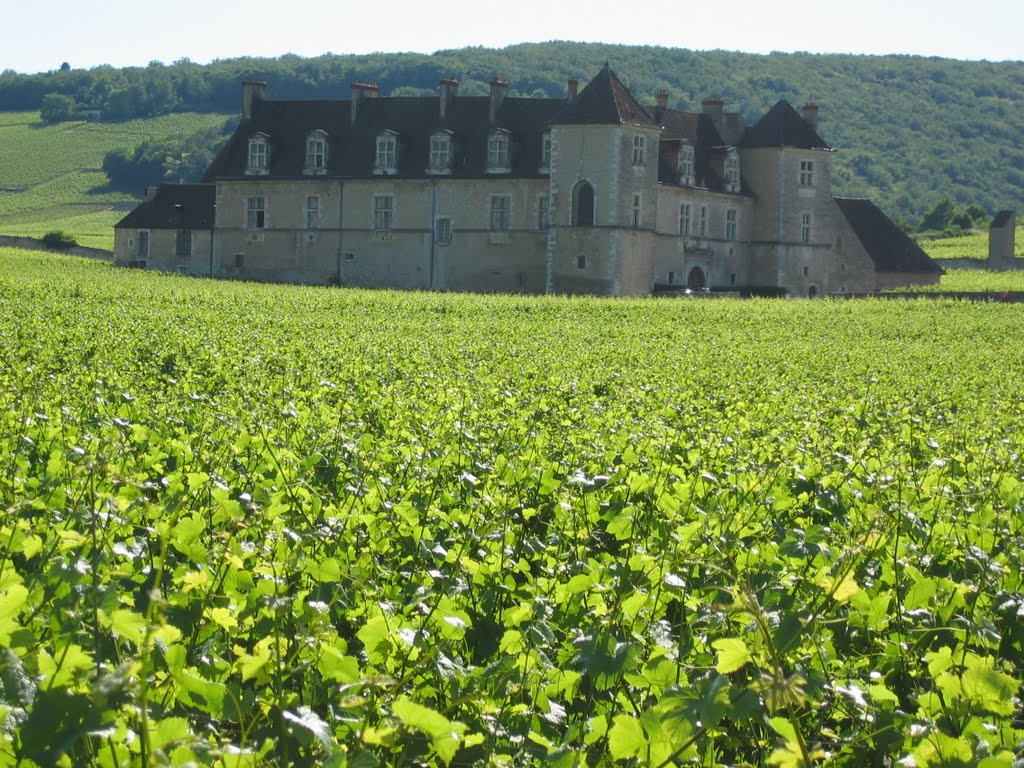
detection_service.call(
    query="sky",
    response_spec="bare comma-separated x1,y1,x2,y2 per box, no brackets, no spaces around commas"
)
3,0,1021,74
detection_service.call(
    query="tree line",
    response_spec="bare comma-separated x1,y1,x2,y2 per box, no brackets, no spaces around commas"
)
7,42,1020,221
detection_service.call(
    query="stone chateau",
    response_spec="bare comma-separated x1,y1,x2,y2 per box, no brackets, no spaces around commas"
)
114,66,942,296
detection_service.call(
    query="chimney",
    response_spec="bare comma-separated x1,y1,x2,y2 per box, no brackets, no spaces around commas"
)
701,97,724,118
802,103,819,130
144,185,158,202
656,89,669,109
489,77,509,123
350,81,379,125
439,76,459,119
567,78,579,99
241,79,267,120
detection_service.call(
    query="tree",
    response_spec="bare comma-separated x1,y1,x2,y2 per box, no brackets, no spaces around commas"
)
39,93,75,124
918,198,957,232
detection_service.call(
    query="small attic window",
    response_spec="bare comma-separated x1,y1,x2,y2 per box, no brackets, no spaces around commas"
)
374,131,398,175
487,130,510,173
724,150,740,193
247,134,269,175
429,131,453,174
305,130,328,173
679,144,695,185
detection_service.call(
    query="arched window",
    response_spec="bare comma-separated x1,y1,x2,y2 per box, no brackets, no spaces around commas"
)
305,130,328,173
572,180,595,226
687,266,706,290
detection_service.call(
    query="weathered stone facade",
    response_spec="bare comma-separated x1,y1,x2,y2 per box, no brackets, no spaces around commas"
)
115,67,942,295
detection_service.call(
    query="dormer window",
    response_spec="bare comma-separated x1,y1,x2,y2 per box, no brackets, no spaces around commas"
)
724,151,740,192
540,133,552,173
305,130,328,173
679,144,695,185
487,130,510,173
375,131,398,175
247,134,269,174
429,131,453,174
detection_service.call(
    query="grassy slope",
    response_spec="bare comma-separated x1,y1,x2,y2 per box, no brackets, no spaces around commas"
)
0,112,229,249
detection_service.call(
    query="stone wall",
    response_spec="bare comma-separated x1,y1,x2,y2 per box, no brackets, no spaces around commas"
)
0,234,112,260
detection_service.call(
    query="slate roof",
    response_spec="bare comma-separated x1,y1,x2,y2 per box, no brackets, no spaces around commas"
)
742,100,832,150
204,91,568,181
115,184,215,230
550,64,658,128
834,198,944,274
992,210,1014,228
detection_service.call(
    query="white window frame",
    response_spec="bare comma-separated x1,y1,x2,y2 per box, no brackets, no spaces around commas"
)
306,195,320,230
373,194,394,230
801,212,813,244
375,132,398,174
799,160,815,187
698,205,708,237
679,144,695,184
429,132,453,173
724,151,740,192
540,133,552,172
537,194,549,230
679,203,691,236
247,135,269,174
487,131,511,173
632,135,646,166
489,194,511,231
631,193,642,228
305,131,328,173
246,196,266,229
725,208,738,241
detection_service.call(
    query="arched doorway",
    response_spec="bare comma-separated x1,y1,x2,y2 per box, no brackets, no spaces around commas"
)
572,180,595,226
687,266,706,290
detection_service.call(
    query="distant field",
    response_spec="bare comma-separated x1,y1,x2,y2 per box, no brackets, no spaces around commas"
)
0,111,230,250
918,228,1024,260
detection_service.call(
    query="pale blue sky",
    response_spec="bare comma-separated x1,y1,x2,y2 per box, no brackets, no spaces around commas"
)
4,0,1021,74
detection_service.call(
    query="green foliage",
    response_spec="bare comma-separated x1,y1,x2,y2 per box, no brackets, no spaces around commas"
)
40,229,76,250
2,247,1024,765
919,197,991,236
1,43,1023,220
102,118,235,189
39,92,75,124
920,228,1024,262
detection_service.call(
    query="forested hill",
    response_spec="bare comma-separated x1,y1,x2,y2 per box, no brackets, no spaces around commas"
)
3,42,1022,221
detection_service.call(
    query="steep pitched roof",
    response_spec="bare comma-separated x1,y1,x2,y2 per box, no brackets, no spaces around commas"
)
550,65,658,128
204,92,565,180
114,183,215,230
834,197,944,274
742,100,832,150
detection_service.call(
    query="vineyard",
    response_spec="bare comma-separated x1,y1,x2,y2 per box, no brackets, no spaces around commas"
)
2,248,1024,766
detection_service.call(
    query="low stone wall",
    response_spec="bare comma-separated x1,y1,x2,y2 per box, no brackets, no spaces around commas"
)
0,235,113,260
937,256,1024,271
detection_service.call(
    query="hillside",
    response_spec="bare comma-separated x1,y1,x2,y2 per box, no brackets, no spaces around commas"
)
0,111,230,249
1,42,1022,223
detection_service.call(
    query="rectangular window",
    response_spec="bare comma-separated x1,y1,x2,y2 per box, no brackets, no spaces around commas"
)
137,230,150,259
668,271,676,285
801,212,813,244
631,193,642,228
175,229,191,257
725,208,737,241
541,134,552,171
306,136,326,170
234,253,244,269
799,160,815,187
577,253,586,269
376,135,397,172
632,135,646,165
679,145,694,183
488,133,510,170
430,134,451,171
490,195,511,231
434,217,451,244
725,154,740,190
699,206,708,237
538,195,549,230
246,197,265,229
373,195,393,230
247,138,268,171
679,203,691,236
306,196,320,229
